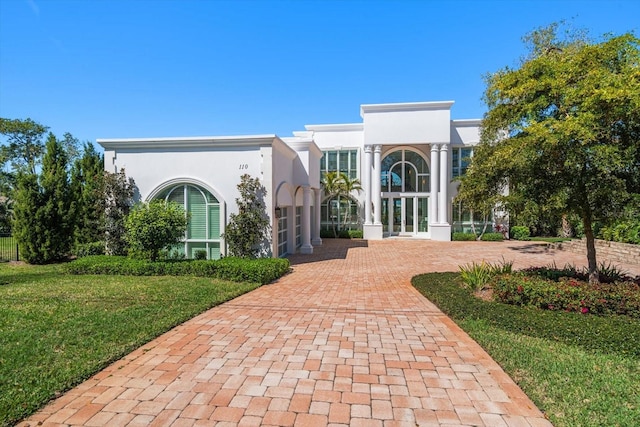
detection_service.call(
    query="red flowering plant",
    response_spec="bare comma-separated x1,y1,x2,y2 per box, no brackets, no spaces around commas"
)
490,273,640,318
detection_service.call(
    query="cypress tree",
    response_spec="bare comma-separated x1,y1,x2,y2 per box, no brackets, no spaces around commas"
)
12,171,44,263
71,143,104,245
38,133,74,262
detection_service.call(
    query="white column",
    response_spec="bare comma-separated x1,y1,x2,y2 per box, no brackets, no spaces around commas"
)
300,186,313,254
439,144,449,224
430,144,439,224
373,145,382,225
312,188,322,246
363,145,373,225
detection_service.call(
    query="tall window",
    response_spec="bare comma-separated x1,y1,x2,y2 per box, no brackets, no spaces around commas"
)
278,208,288,257
320,196,359,231
452,147,473,178
320,149,360,231
155,184,221,259
452,201,493,234
381,149,429,193
320,149,358,180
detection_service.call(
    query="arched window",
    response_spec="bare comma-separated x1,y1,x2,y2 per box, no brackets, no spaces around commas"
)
381,149,429,193
154,184,222,259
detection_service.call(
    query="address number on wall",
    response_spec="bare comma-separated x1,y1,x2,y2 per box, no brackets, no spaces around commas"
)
239,164,249,170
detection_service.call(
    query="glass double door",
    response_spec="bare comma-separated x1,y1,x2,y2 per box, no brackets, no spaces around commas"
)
382,195,429,236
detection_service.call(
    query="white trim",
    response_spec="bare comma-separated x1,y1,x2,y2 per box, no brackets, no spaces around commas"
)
98,135,281,150
360,101,455,116
305,123,364,132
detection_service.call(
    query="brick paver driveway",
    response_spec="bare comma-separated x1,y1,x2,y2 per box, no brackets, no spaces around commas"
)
24,239,636,427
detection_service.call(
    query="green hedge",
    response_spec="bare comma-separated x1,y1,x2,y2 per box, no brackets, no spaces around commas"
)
452,232,503,241
320,229,363,239
452,232,477,241
411,272,640,357
73,241,106,258
510,225,531,241
480,232,504,241
64,256,290,285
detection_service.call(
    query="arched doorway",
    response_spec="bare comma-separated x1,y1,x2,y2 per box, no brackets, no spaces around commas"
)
380,149,430,236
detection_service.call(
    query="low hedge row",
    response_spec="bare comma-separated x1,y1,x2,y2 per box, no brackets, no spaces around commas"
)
492,274,640,318
319,229,363,239
452,232,504,241
64,256,290,285
411,272,640,357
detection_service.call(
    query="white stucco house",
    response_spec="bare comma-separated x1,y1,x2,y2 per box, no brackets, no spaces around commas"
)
98,100,481,259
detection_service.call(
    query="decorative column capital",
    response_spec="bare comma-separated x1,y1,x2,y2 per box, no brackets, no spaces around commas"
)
439,144,449,152
430,143,440,152
373,145,382,153
364,145,373,153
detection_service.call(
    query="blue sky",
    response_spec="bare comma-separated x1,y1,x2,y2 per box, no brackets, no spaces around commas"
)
1,0,638,147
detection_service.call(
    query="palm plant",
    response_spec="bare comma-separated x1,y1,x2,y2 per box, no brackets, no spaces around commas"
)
321,172,363,237
339,173,362,230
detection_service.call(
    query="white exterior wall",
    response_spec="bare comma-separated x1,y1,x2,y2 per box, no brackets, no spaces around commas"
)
98,100,481,250
361,102,453,146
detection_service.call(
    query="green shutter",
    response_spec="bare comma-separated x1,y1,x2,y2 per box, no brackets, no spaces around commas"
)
208,204,220,239
209,242,221,260
188,186,206,239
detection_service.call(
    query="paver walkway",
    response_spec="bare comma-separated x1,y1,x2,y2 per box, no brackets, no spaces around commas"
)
21,240,639,426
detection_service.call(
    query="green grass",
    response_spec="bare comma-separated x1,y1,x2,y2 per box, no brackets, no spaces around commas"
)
412,272,640,427
0,263,261,426
530,236,572,243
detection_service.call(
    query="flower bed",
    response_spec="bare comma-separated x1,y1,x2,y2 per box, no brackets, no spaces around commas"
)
492,273,640,318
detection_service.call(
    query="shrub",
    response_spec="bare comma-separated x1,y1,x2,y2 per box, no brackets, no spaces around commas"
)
125,200,188,261
320,229,335,238
320,229,363,239
480,232,504,241
73,241,105,258
459,258,513,291
452,232,477,241
346,229,363,238
222,175,271,258
600,220,640,245
194,249,207,260
491,273,640,318
510,225,531,240
64,255,290,285
524,261,633,284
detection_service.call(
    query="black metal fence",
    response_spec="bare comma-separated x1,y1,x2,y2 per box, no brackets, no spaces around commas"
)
0,233,19,262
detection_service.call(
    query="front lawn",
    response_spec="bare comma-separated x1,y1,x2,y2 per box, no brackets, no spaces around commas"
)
0,263,260,426
412,272,640,427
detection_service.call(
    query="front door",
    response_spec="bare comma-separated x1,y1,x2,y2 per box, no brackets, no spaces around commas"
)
384,196,429,236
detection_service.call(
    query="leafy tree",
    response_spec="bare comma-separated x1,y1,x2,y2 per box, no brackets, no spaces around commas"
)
71,143,104,245
12,134,74,263
125,200,188,261
461,24,640,282
0,118,49,175
321,171,362,237
103,169,136,255
223,174,271,258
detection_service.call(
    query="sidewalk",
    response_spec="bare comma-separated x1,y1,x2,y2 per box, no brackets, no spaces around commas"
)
22,239,612,426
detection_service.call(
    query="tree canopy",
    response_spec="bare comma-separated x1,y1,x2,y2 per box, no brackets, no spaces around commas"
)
458,24,640,282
